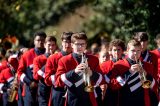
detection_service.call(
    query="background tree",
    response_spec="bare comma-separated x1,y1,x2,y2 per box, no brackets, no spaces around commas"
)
0,0,160,49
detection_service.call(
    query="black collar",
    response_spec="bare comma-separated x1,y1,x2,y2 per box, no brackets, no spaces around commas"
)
112,58,122,63
126,58,137,65
61,50,69,56
44,53,50,58
34,48,45,55
72,53,83,64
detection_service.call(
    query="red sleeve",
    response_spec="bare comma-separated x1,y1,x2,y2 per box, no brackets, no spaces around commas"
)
45,56,55,86
33,56,42,81
0,60,8,73
0,68,14,83
0,69,5,83
100,60,114,74
55,57,67,87
45,53,62,86
108,59,130,90
17,54,26,81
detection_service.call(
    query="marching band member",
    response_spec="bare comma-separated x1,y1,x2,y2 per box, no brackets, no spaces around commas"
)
33,36,57,106
45,32,73,106
132,32,157,63
100,39,125,106
150,33,160,102
104,39,158,106
0,54,19,106
55,32,103,106
17,31,46,106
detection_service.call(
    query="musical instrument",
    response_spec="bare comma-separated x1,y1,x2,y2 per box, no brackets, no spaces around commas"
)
81,53,94,92
135,56,151,89
8,74,19,102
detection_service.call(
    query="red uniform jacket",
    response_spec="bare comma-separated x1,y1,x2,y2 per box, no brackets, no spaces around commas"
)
17,48,43,96
17,48,38,82
55,53,103,106
0,56,18,93
0,67,14,91
45,52,63,86
105,58,158,106
150,49,160,81
100,60,114,75
0,60,8,73
33,54,48,81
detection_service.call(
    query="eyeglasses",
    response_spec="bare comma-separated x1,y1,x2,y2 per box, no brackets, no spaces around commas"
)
74,43,86,47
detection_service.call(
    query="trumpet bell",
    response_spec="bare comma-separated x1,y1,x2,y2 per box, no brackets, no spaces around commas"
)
84,85,94,92
142,80,151,89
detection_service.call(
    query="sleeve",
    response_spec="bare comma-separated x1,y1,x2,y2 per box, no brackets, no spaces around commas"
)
104,63,125,90
45,57,56,86
90,71,103,87
55,59,73,88
0,71,5,91
33,57,44,81
145,63,159,97
17,55,31,85
0,69,14,92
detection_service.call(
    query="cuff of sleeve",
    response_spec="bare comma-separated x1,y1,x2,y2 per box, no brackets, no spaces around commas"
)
150,78,155,89
38,70,45,78
94,73,103,87
0,83,4,91
116,76,125,86
20,73,25,82
51,75,55,85
61,73,73,87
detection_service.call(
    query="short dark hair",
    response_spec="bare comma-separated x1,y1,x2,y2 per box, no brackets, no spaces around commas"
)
109,39,125,51
45,36,57,43
61,32,73,41
132,32,148,42
71,32,87,43
34,31,47,39
127,39,141,49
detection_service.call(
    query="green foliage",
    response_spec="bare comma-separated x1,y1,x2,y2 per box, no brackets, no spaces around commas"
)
81,0,160,48
0,0,160,49
0,0,84,47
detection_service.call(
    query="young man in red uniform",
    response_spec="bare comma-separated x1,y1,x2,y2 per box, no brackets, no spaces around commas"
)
100,39,125,106
150,33,160,103
55,32,103,106
132,32,156,63
104,39,158,106
17,31,46,106
33,36,57,106
45,32,73,106
0,54,19,106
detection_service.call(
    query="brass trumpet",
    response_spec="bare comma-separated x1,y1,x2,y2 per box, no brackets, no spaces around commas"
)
135,56,151,89
81,53,94,92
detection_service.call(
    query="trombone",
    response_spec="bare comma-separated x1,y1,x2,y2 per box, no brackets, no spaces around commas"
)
134,55,151,89
81,53,94,92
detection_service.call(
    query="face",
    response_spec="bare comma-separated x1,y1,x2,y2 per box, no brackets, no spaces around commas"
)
127,45,142,61
34,36,45,49
99,50,110,64
61,39,72,53
111,46,124,59
44,41,57,54
71,39,87,55
140,41,148,52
